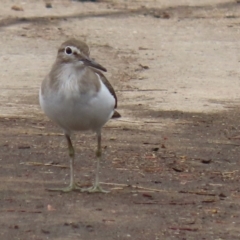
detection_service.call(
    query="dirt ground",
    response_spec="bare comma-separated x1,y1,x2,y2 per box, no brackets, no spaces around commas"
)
1,0,240,239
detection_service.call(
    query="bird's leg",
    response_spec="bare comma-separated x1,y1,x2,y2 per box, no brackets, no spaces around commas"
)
82,131,109,193
47,134,81,192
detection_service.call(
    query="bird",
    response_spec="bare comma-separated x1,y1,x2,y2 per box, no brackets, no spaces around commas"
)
39,38,120,193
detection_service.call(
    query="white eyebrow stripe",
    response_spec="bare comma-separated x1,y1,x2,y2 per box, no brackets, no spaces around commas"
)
72,46,81,54
65,46,81,54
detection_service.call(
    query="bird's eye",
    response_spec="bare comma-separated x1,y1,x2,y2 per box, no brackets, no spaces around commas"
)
65,47,72,55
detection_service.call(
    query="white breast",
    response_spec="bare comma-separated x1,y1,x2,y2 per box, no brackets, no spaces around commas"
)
40,69,115,134
58,65,83,99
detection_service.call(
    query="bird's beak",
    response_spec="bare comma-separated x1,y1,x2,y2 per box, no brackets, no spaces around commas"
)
81,54,107,72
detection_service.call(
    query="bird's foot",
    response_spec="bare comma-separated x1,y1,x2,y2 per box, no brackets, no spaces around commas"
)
47,183,82,193
81,184,109,193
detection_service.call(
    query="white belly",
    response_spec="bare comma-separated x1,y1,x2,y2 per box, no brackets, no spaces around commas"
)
39,79,115,134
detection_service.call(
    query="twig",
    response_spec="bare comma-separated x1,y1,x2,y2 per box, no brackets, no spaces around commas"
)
169,227,198,232
143,121,162,124
100,182,166,192
222,170,238,175
131,185,166,192
100,182,128,187
117,89,167,92
217,142,240,146
133,201,159,204
116,119,142,124
179,190,216,196
20,162,68,168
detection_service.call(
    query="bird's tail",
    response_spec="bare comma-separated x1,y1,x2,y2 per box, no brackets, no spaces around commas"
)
111,110,121,119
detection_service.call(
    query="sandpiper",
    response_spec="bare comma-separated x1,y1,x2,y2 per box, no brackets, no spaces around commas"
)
39,38,120,193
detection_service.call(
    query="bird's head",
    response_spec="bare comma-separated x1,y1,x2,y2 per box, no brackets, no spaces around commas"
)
56,38,107,72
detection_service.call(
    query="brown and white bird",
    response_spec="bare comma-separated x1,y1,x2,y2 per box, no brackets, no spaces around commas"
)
39,38,120,193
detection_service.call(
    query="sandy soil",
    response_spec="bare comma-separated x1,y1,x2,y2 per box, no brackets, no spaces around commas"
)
1,0,240,239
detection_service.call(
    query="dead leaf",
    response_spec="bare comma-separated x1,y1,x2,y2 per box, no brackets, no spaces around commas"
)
47,204,56,211
138,47,149,50
139,64,149,69
11,5,24,11
172,167,184,172
45,3,52,8
142,193,153,199
18,145,30,149
201,159,212,164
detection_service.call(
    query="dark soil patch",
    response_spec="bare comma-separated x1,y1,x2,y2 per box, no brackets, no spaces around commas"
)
1,107,240,239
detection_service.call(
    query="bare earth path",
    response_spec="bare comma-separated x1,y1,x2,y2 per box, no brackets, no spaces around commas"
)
1,0,240,239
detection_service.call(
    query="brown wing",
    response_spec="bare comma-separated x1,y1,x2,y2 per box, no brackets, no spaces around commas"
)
90,68,121,118
91,68,118,108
